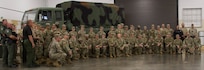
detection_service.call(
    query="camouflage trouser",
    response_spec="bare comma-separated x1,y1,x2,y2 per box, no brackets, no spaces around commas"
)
44,41,51,58
72,49,80,59
49,52,66,64
171,46,177,54
109,46,116,57
101,46,107,57
186,47,195,54
116,47,122,57
135,46,143,54
144,46,151,54
80,48,88,58
195,46,201,54
95,48,100,57
35,43,43,59
152,46,157,54
123,46,129,56
155,45,163,54
165,45,171,54
129,45,134,55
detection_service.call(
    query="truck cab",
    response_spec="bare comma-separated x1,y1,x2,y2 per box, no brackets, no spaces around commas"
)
21,7,64,27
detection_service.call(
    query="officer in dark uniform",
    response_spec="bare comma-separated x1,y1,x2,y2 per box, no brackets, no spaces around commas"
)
173,25,184,40
23,20,39,67
5,23,18,68
1,19,9,67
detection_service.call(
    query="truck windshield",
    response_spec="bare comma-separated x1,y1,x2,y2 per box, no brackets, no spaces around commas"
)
22,10,38,23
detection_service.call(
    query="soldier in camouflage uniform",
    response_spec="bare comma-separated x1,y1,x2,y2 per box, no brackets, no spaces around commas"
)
34,24,45,64
124,25,129,37
108,26,116,38
123,33,130,56
108,33,116,58
79,35,89,59
87,27,95,57
172,34,182,54
142,34,149,54
78,25,86,42
147,36,155,54
193,35,201,55
135,25,142,38
44,23,52,58
115,33,125,57
100,34,108,57
180,23,188,38
164,33,174,54
155,25,161,36
127,25,135,36
88,27,96,39
189,24,197,38
93,34,101,58
135,34,143,54
69,35,80,60
49,34,67,67
69,26,78,38
61,24,69,36
142,26,149,38
127,33,136,55
155,34,163,54
161,24,167,38
149,24,156,38
166,24,173,35
183,33,194,54
59,33,72,64
97,26,106,38
115,24,124,35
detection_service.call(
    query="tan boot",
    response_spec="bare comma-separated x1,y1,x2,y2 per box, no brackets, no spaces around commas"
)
53,61,62,67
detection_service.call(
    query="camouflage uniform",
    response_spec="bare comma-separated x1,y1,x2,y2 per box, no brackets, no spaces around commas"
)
49,35,67,66
189,28,197,38
183,36,194,54
108,26,116,38
164,35,174,54
154,35,163,54
97,26,106,38
115,36,125,57
79,37,89,59
69,35,80,60
123,33,131,56
44,27,52,57
115,24,124,35
61,24,69,36
193,36,201,54
69,27,78,38
108,34,116,58
59,35,72,63
34,27,44,60
128,33,136,55
142,26,149,38
92,35,101,58
135,35,143,54
172,38,182,54
99,35,108,57
149,24,156,38
147,36,155,54
87,27,95,57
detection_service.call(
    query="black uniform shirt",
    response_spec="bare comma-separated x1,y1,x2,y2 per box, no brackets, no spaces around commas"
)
23,25,32,40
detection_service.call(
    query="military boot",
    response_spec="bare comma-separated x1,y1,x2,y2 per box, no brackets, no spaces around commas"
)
52,61,62,67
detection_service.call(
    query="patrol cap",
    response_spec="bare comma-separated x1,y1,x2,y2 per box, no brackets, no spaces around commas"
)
62,24,66,27
46,23,50,26
124,25,128,28
54,34,61,38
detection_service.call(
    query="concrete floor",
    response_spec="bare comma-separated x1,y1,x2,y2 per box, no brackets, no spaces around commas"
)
0,53,203,70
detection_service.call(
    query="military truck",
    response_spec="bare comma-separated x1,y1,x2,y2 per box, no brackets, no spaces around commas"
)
21,1,125,32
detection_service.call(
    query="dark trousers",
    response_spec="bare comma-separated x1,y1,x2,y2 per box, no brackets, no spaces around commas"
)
23,39,35,66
